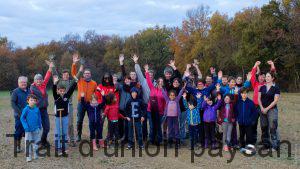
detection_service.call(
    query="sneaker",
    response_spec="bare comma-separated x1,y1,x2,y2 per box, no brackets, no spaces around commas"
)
223,145,229,152
16,146,23,153
126,145,133,150
26,157,32,162
139,145,144,150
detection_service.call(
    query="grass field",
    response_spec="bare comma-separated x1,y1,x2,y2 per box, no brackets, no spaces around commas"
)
0,91,299,169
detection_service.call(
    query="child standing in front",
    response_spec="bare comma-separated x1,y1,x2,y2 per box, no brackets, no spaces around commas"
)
20,94,42,162
162,83,185,148
182,92,203,150
217,91,238,151
235,87,258,149
126,87,145,149
103,93,129,147
52,75,78,155
202,94,222,149
81,91,106,150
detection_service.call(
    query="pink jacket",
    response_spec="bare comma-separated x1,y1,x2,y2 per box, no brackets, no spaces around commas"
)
145,72,165,115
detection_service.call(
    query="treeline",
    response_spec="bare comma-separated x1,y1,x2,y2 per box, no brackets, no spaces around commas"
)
0,0,299,91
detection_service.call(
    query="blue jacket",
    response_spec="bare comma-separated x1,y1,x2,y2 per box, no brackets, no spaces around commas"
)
234,98,257,126
185,75,218,98
125,98,146,121
20,105,42,132
183,98,203,125
81,96,105,123
218,80,251,97
11,88,30,117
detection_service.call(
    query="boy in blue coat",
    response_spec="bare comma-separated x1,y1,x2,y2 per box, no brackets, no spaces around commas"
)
20,94,42,162
234,87,258,148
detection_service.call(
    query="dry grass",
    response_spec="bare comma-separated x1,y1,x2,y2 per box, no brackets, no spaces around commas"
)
0,91,299,169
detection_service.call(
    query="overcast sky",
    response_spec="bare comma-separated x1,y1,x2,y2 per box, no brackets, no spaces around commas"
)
0,0,270,48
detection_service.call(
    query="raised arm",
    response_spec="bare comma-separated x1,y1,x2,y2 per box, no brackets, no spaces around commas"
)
251,61,260,87
71,53,80,78
193,59,202,80
145,64,154,90
119,54,126,78
133,55,147,85
175,84,186,101
52,75,59,100
162,89,169,102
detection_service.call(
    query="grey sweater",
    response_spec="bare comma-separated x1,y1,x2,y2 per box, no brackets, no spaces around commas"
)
135,63,150,104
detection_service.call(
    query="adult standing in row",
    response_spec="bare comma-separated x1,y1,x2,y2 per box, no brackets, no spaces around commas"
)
250,60,276,145
258,71,280,151
11,76,31,152
71,53,97,142
30,62,53,148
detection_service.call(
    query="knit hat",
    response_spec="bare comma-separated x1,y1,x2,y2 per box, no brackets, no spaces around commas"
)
34,74,43,81
130,87,139,94
163,66,173,75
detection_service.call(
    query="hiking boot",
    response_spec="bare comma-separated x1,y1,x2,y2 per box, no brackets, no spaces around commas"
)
76,135,81,142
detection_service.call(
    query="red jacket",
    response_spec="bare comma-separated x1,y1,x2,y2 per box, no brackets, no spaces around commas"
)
104,103,124,121
95,84,119,104
250,67,276,106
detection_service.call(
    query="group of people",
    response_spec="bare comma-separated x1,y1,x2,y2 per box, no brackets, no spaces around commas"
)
11,52,281,162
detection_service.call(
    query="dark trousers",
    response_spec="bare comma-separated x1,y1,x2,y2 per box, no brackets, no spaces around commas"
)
239,124,254,148
204,122,216,145
167,116,180,140
230,122,238,146
108,121,119,141
142,113,148,140
198,110,205,145
76,102,87,136
118,110,128,141
150,112,163,144
14,116,24,140
189,125,199,149
128,120,143,146
89,120,102,140
40,108,50,142
253,106,260,144
260,108,279,149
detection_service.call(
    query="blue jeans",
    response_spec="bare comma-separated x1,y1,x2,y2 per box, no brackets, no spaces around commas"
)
76,102,87,136
128,120,143,146
40,108,50,142
68,103,75,141
179,111,187,141
55,116,68,150
14,116,24,140
25,129,40,158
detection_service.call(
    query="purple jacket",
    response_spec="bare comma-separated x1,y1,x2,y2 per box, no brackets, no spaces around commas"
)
202,99,222,122
162,88,185,117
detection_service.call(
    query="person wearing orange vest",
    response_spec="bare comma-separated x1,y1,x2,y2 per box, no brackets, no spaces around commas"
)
71,53,97,142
